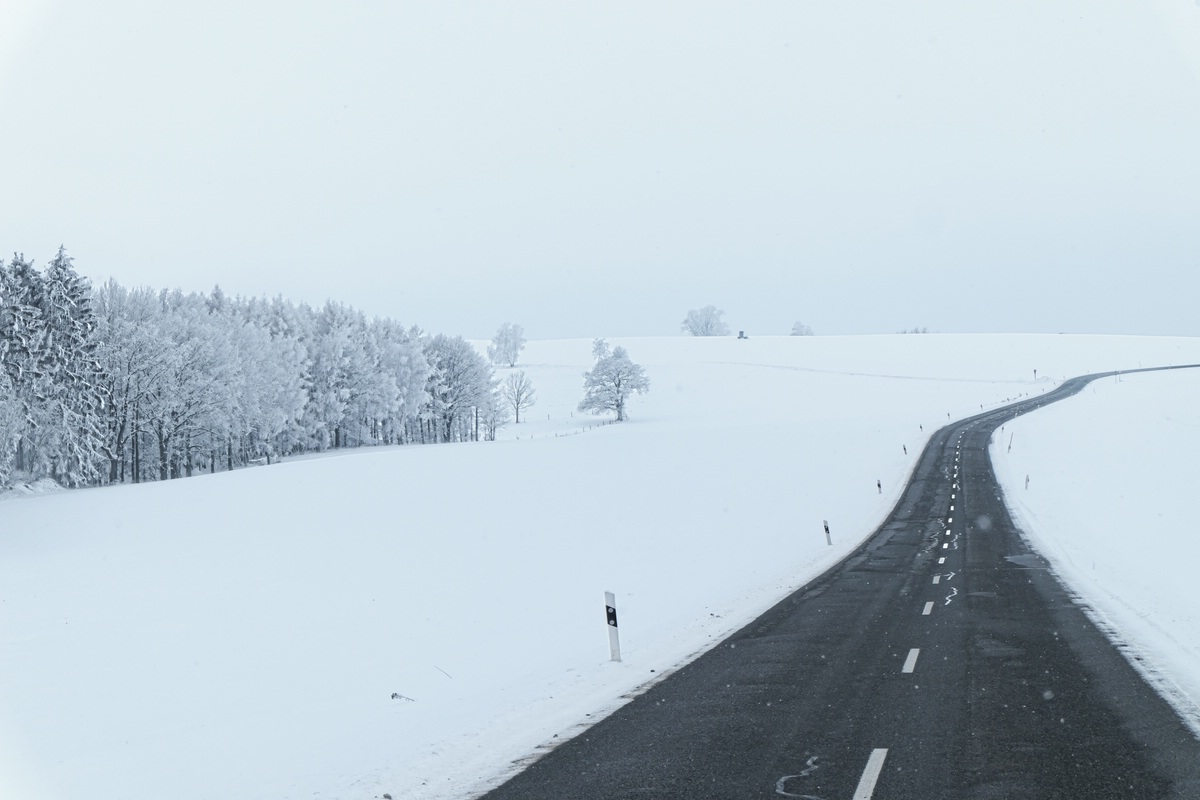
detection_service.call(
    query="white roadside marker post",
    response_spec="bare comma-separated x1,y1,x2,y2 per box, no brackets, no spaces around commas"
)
605,591,621,662
823,520,832,546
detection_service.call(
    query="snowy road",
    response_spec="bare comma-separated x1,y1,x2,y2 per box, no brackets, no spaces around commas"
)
478,367,1200,799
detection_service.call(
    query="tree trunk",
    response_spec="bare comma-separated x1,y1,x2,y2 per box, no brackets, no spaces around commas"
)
157,427,169,481
109,417,126,483
131,422,139,484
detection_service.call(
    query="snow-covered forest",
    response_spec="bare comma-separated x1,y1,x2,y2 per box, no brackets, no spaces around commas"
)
0,249,511,489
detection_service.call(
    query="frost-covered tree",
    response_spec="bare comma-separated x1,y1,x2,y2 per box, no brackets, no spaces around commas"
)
790,321,814,336
501,370,537,423
3,245,527,487
0,253,48,478
141,290,236,480
370,318,431,445
578,338,649,422
0,369,20,485
681,305,730,337
39,247,108,485
222,313,307,468
487,322,526,367
302,301,376,450
93,282,175,483
479,384,510,442
423,334,495,442
0,249,108,485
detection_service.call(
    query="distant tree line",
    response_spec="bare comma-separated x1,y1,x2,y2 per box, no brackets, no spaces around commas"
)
0,248,517,489
681,305,817,337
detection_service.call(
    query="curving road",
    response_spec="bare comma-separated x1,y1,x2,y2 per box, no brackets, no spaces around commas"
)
479,366,1200,800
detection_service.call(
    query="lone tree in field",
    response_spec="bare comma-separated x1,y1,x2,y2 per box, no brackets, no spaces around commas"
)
790,321,814,336
487,322,526,367
578,339,650,422
681,305,730,336
501,370,537,423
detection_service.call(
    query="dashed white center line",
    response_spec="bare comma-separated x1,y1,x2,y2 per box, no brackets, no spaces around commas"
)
853,749,889,800
950,505,954,511
923,601,934,615
942,543,949,549
938,557,945,564
947,517,953,523
901,648,920,673
932,575,941,584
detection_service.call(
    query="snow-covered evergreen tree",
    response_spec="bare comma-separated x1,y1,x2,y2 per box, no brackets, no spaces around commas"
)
578,339,650,422
0,369,20,485
0,253,52,479
39,247,108,486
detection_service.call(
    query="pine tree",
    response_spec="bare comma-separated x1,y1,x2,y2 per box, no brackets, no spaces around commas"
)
40,247,109,485
0,253,51,477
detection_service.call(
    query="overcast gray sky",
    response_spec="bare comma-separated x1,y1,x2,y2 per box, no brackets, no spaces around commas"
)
3,1,1199,339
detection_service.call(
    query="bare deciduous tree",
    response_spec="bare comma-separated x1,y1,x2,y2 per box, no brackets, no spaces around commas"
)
501,370,537,423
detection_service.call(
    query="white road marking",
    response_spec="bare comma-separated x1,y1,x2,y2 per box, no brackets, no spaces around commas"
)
947,517,953,523
938,557,945,564
933,575,941,585
902,648,920,673
944,571,956,581
943,543,949,549
853,749,889,800
945,587,959,605
923,601,934,615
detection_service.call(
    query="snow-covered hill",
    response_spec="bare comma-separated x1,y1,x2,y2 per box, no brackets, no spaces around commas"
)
2,334,1198,800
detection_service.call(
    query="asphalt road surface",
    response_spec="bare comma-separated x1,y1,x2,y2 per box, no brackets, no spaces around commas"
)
480,367,1200,800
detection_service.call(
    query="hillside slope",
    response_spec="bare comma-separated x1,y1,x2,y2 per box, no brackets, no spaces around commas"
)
2,334,1198,800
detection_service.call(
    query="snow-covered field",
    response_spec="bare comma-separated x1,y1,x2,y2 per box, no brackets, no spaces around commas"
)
2,334,1199,800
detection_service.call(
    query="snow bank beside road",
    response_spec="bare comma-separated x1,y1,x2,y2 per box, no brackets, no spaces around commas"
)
993,367,1200,736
